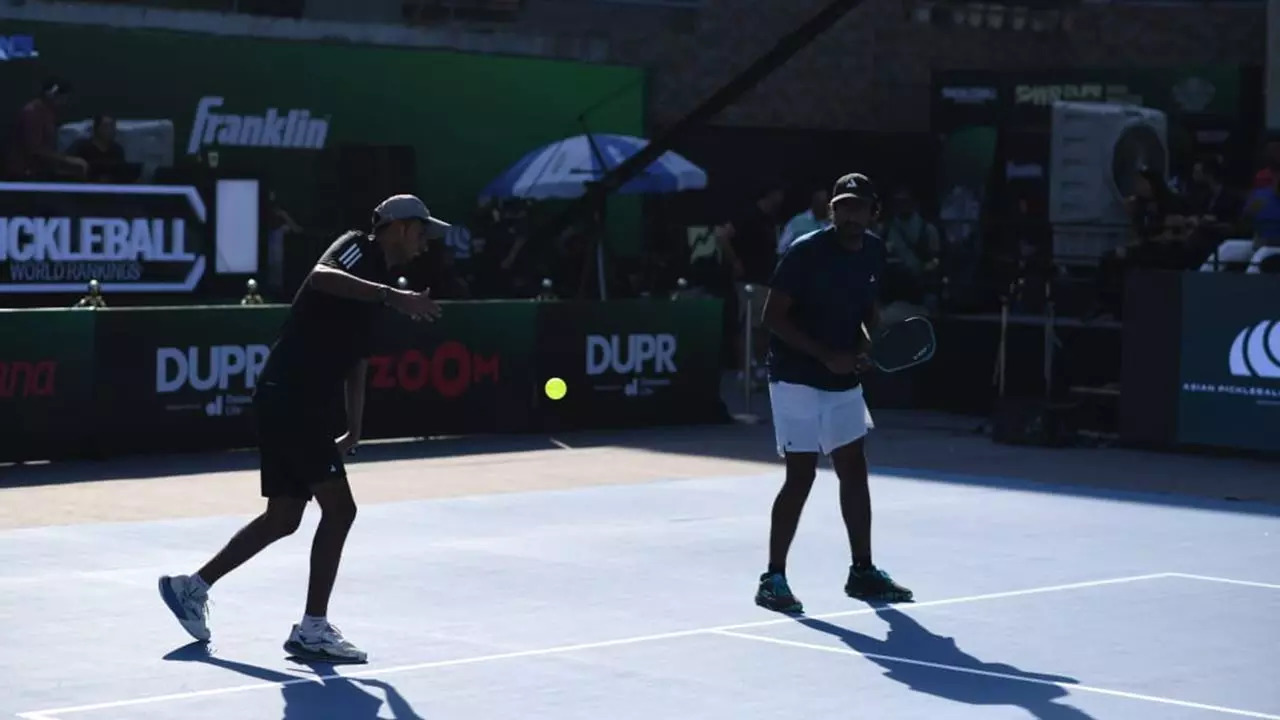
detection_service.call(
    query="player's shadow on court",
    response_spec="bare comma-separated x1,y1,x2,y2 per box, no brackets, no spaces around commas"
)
163,642,426,719
796,610,1096,719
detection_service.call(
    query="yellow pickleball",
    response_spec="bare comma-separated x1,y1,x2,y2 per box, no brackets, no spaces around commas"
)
544,377,567,400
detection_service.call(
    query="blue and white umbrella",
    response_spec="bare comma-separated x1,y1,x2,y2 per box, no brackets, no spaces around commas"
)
481,133,707,200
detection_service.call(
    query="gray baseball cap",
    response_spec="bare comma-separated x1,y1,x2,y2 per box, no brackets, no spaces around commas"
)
372,194,451,239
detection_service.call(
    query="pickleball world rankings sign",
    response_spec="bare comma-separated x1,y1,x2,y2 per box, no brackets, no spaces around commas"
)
0,182,208,294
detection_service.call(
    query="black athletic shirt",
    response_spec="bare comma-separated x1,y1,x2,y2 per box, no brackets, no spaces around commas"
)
256,230,391,409
765,227,885,391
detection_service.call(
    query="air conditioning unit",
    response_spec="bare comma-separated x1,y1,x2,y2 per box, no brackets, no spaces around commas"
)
1048,100,1167,265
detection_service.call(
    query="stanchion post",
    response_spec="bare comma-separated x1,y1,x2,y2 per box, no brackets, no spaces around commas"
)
742,283,754,414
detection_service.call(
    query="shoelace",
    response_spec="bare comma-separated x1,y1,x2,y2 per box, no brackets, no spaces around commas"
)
304,623,349,644
183,585,211,619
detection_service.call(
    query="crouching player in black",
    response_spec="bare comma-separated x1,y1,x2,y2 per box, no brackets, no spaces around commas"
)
754,173,914,613
159,195,448,662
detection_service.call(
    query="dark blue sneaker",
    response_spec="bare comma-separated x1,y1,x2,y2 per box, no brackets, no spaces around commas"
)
755,571,804,614
845,565,913,603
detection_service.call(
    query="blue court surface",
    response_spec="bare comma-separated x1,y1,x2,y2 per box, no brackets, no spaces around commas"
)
2,459,1279,719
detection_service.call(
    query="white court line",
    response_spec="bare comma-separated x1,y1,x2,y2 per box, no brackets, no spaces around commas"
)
711,630,1280,720
1167,573,1280,591
17,572,1170,719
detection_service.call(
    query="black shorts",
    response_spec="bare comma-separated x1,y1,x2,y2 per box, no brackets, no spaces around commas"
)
253,389,346,500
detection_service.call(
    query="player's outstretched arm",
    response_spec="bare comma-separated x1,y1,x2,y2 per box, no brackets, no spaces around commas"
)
308,264,394,303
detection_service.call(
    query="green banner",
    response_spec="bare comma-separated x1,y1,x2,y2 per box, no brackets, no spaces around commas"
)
2,22,645,249
532,298,726,429
0,308,95,462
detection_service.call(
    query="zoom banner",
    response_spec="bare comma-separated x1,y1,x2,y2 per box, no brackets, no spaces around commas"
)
1177,272,1280,453
92,305,288,453
0,309,95,462
359,302,538,439
532,298,727,430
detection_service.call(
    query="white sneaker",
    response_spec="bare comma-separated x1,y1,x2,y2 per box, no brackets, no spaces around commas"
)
158,575,211,641
283,622,368,664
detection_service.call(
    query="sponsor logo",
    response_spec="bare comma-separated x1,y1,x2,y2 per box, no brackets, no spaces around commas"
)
1229,320,1280,379
1181,320,1280,403
368,342,500,399
0,35,38,62
188,96,330,154
0,215,195,285
0,183,208,293
1014,82,1141,107
0,360,56,399
1005,161,1043,180
1172,76,1215,113
940,86,997,105
1016,83,1103,105
585,333,676,397
155,344,269,417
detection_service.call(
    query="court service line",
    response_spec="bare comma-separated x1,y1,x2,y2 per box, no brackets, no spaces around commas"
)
17,572,1172,720
711,630,1280,720
1167,572,1280,591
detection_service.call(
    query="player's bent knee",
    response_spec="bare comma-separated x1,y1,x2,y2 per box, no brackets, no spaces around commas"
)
323,500,357,527
311,479,358,526
263,499,307,537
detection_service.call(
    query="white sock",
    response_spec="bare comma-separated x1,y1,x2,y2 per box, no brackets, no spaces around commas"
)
301,614,327,634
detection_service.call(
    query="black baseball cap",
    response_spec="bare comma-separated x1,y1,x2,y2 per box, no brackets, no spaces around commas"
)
832,173,877,204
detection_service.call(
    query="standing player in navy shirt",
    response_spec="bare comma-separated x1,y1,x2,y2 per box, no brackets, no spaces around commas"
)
754,173,914,613
158,195,447,662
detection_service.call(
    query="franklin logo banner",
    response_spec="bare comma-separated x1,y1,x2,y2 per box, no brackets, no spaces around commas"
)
0,182,208,293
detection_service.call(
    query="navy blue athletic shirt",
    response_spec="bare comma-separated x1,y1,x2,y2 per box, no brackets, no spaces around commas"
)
765,227,885,391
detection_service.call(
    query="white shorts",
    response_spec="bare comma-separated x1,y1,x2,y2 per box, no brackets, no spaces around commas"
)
768,381,874,457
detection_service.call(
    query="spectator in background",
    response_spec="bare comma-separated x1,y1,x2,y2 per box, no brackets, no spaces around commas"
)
879,188,942,309
1252,138,1280,190
4,78,88,180
1092,167,1189,318
69,114,129,183
1188,155,1242,226
777,187,832,253
1184,155,1244,267
714,185,785,382
1242,168,1280,249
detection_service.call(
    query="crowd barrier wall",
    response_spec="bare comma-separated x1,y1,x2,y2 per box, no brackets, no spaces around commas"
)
0,298,727,462
1121,270,1280,455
